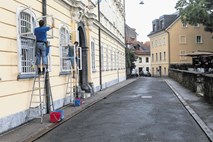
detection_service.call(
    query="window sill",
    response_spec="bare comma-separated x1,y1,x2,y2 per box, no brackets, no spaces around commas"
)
17,74,35,80
59,71,71,76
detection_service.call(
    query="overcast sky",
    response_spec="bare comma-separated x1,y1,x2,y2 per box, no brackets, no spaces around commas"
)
125,0,178,42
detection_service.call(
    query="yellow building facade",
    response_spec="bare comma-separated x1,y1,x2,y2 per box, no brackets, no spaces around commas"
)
0,0,126,133
149,14,213,76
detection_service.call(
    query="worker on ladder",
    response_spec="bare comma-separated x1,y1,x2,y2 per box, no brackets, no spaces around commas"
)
34,19,54,74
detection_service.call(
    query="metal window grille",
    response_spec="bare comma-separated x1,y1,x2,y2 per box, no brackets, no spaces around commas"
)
117,52,120,69
18,9,36,75
101,46,104,70
20,37,36,74
110,48,113,70
114,50,116,70
60,26,71,72
91,41,96,70
106,47,108,70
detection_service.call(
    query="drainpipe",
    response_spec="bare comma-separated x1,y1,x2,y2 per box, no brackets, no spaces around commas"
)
42,0,47,23
98,0,102,90
123,0,127,79
165,31,171,73
42,0,51,113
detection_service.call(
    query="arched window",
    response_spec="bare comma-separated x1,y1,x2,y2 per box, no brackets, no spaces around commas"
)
17,7,37,78
59,25,71,73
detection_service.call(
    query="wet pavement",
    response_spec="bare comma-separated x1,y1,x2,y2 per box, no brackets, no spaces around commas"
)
35,77,210,142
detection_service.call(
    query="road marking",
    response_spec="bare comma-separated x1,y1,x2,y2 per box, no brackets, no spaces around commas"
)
141,96,152,99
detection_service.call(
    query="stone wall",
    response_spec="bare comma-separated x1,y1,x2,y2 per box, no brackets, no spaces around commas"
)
169,69,197,92
203,74,213,104
169,69,213,104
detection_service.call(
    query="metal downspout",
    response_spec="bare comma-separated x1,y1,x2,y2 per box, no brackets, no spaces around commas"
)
123,0,127,79
42,0,51,113
165,31,171,70
98,1,102,90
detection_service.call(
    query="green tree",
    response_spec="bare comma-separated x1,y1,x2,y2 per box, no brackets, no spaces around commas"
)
175,0,213,33
125,48,136,74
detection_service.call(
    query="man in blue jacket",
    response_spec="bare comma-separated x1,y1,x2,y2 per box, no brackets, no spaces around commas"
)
34,20,54,75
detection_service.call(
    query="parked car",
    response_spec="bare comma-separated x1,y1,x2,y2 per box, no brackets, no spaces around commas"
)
139,70,151,77
131,69,139,77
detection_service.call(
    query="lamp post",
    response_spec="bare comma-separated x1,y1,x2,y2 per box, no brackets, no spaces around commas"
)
139,1,144,4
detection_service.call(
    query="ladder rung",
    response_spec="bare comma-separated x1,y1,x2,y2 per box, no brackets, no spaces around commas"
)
29,106,46,109
31,101,44,104
27,116,43,119
32,94,46,96
34,87,45,90
35,80,45,82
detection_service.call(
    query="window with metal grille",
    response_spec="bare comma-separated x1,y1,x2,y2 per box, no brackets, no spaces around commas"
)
114,50,117,70
91,41,96,71
110,48,113,70
59,25,71,73
106,47,109,70
101,45,104,70
17,7,37,78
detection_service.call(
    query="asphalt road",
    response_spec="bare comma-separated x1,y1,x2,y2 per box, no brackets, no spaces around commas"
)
35,77,210,142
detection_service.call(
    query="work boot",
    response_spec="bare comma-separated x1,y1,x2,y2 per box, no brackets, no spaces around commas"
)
72,71,75,78
38,68,42,75
42,67,46,75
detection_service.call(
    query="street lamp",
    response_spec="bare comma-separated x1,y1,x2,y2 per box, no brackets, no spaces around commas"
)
139,1,144,4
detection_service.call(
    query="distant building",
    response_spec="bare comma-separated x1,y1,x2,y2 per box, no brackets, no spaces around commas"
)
134,42,151,75
125,24,138,46
148,12,213,76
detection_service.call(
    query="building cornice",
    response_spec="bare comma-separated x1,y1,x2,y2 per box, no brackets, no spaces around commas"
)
93,20,125,48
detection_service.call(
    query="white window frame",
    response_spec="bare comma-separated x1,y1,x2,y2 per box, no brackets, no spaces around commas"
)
59,24,71,73
196,35,203,44
106,46,109,70
37,15,54,39
110,48,113,70
17,6,37,77
114,49,117,70
91,40,96,71
101,44,104,71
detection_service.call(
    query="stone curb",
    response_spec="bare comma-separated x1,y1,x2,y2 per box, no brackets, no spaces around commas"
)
165,80,213,142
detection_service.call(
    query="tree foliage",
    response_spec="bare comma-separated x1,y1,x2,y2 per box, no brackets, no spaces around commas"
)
175,0,213,33
125,48,136,70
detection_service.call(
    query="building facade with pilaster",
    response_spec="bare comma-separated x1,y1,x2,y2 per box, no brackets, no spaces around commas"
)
0,0,126,134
